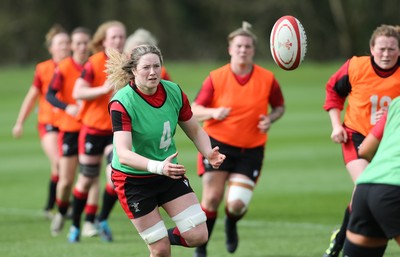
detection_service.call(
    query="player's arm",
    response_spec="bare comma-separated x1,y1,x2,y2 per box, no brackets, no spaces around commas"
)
358,111,386,162
191,76,231,122
179,116,225,169
12,86,40,138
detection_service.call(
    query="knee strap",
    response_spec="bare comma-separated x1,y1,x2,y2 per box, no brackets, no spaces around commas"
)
139,220,168,245
79,163,101,177
227,177,255,214
172,204,206,233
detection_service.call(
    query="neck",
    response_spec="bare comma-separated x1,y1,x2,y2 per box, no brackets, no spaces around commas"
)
231,62,253,75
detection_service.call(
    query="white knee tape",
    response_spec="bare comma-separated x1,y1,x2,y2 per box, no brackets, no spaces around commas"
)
227,177,255,209
139,220,168,245
172,204,206,233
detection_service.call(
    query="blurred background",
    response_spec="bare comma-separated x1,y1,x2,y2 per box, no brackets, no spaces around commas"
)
0,0,399,66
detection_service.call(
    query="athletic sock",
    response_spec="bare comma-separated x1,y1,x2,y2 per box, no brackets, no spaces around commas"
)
97,183,118,222
45,174,59,210
168,227,188,247
84,204,98,223
56,198,70,216
336,205,351,247
72,188,88,229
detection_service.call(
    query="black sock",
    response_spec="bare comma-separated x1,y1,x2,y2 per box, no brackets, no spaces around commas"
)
45,177,58,210
97,187,118,222
72,189,88,229
168,227,188,247
343,238,386,257
336,206,351,246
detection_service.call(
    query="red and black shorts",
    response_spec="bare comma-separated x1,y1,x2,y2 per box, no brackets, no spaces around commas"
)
37,123,59,139
348,183,400,239
78,125,113,155
342,127,365,164
197,137,264,182
58,131,79,156
111,170,194,219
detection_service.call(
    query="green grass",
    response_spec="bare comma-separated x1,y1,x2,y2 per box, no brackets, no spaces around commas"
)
0,61,398,256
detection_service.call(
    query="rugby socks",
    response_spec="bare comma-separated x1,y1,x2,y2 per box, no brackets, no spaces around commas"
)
195,207,217,252
168,227,188,247
72,188,88,229
342,239,386,257
336,205,351,248
45,174,59,210
56,198,70,216
84,204,98,223
97,183,118,222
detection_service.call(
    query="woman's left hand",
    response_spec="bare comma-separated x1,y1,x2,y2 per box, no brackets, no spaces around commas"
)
207,146,226,169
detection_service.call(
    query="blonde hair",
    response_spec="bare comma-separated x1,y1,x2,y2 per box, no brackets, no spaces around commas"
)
124,28,158,54
369,24,400,47
45,24,67,48
106,44,163,90
228,21,257,45
90,20,126,53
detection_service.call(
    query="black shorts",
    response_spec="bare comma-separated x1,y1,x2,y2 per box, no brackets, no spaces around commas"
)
199,137,264,182
58,131,79,156
111,170,194,219
78,128,113,155
348,183,400,239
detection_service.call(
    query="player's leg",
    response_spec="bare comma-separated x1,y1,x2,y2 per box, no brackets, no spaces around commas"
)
68,157,101,243
223,145,262,254
39,128,59,218
97,145,117,242
225,174,255,253
323,130,368,257
194,171,228,257
165,193,207,247
51,131,79,236
82,180,99,238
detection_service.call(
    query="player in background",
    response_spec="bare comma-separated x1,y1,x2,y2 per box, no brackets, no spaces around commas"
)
12,24,70,220
322,24,400,257
124,28,172,81
66,20,126,243
106,45,225,257
191,21,285,257
46,27,99,239
341,97,400,257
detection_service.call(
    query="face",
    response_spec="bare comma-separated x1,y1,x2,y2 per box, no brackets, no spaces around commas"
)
370,36,400,69
71,32,91,62
228,35,255,65
132,53,162,95
103,25,126,53
49,33,70,62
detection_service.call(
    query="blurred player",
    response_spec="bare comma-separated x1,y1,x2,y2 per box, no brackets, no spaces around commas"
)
322,24,400,257
46,27,99,238
12,24,70,219
66,20,126,243
124,27,172,80
191,21,285,257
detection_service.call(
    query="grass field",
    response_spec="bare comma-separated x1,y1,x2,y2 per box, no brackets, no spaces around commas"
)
0,61,398,257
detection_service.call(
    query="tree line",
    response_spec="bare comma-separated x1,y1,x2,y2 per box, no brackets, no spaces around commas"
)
1,0,399,65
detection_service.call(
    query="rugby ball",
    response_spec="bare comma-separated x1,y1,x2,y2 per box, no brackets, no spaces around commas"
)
270,15,307,70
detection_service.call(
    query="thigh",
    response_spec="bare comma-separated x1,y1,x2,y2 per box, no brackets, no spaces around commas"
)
349,184,386,238
370,184,400,238
162,192,200,217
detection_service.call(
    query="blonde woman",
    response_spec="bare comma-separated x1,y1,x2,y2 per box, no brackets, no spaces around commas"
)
106,45,225,257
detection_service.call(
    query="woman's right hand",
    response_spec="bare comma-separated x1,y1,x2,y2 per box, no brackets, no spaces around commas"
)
331,125,347,144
